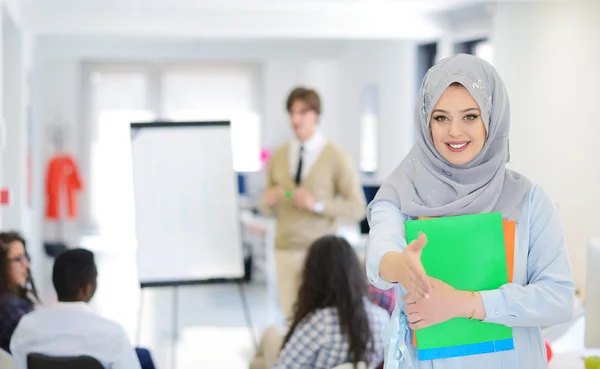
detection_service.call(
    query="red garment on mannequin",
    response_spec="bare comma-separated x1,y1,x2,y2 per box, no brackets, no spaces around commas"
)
45,154,83,220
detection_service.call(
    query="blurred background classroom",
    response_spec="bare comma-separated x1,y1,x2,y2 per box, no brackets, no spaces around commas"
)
0,0,599,368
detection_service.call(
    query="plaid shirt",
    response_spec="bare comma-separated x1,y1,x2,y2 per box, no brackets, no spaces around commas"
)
0,294,33,353
273,298,389,369
368,285,396,316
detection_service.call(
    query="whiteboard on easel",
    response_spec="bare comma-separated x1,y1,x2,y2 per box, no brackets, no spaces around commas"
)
130,121,244,286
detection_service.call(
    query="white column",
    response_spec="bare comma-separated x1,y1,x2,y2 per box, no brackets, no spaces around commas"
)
305,59,342,145
376,42,417,181
1,12,25,231
21,31,45,285
0,4,4,228
491,0,600,290
20,31,33,233
436,20,454,62
340,41,417,181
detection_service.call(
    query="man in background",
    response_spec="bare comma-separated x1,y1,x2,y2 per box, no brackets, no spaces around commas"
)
260,86,366,320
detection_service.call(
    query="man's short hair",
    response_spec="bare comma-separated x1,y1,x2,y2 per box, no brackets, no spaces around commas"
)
286,87,321,115
52,248,97,301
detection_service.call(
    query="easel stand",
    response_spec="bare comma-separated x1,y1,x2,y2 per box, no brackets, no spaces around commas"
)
136,278,256,369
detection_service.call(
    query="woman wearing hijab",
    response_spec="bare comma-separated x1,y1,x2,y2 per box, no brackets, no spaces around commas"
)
366,54,575,369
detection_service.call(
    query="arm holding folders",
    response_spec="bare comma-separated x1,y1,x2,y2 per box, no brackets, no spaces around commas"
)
479,184,575,328
403,278,487,330
403,184,575,331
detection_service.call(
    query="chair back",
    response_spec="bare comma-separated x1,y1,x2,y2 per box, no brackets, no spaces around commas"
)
27,353,104,369
331,362,370,369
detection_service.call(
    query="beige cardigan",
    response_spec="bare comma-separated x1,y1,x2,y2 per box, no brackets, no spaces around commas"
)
260,142,366,250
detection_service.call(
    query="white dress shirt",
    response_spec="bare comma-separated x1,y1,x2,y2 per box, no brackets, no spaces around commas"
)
288,131,328,181
10,302,141,369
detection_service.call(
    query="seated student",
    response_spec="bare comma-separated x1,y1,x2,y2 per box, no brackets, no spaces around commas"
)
250,235,389,369
0,232,40,353
364,258,396,316
10,248,152,369
368,284,395,317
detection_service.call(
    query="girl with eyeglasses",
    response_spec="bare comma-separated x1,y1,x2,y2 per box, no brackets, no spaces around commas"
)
0,231,40,353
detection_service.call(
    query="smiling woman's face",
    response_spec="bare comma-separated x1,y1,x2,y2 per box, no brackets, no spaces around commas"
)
429,84,486,166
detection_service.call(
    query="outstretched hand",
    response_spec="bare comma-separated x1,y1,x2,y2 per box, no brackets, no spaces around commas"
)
381,232,431,298
405,233,431,296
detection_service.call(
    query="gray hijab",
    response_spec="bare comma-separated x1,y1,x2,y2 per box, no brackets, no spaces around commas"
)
369,54,530,221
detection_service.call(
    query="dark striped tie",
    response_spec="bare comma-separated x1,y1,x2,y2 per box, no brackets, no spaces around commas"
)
294,145,304,185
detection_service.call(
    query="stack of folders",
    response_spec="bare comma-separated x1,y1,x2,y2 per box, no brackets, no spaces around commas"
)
405,212,516,361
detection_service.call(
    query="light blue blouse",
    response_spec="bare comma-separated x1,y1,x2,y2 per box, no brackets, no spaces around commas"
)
366,183,575,369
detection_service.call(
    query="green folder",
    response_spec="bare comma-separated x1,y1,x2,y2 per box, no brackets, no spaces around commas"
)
404,212,513,351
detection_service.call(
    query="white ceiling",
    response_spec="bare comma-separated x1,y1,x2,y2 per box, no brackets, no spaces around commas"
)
20,0,486,40
25,0,479,11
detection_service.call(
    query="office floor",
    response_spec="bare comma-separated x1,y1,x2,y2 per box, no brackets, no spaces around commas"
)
136,282,278,369
91,250,281,369
36,248,597,369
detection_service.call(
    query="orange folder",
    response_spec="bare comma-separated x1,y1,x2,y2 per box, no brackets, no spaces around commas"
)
411,218,516,347
503,220,515,284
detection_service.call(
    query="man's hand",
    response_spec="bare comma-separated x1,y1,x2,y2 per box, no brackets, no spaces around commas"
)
264,187,284,207
292,188,316,211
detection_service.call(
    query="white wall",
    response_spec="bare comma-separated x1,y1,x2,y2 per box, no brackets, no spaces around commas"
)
33,37,418,227
1,5,37,250
0,3,45,289
2,11,24,230
23,0,443,40
0,6,4,229
29,38,418,297
35,37,351,151
435,3,492,62
34,58,81,246
33,38,358,223
340,41,418,181
491,0,600,291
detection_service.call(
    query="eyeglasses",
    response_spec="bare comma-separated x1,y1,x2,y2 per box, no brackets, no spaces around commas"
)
9,253,30,264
